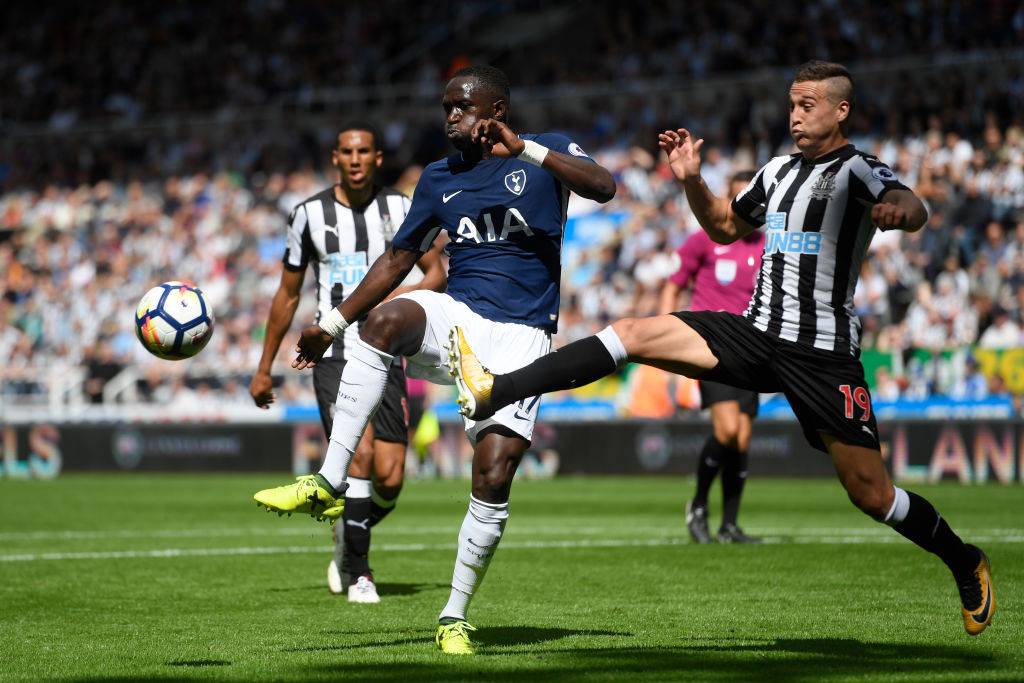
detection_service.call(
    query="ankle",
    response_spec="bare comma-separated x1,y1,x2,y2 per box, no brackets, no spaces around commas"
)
314,473,344,498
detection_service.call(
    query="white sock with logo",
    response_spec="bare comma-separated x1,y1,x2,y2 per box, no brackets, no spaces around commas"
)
319,340,394,490
439,496,509,622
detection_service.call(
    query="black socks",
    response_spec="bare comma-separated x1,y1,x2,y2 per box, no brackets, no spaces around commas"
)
490,335,618,411
692,436,748,527
692,436,726,508
720,449,748,527
370,499,395,527
342,496,373,582
894,491,979,577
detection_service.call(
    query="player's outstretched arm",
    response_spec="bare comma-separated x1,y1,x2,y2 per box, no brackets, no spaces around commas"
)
472,119,615,203
873,189,927,232
659,128,755,244
385,234,448,301
251,267,304,407
292,246,420,369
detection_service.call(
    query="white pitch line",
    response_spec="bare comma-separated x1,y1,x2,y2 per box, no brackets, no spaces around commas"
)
1,526,1022,542
3,533,1024,563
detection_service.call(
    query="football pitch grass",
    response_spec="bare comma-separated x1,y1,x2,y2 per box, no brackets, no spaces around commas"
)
1,474,1021,681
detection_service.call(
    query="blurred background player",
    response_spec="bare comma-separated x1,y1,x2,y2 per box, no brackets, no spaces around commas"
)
659,170,764,544
249,121,445,602
256,64,615,654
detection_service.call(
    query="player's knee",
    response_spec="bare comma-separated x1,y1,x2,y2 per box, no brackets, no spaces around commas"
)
373,453,405,489
712,420,741,450
472,460,515,502
359,305,403,351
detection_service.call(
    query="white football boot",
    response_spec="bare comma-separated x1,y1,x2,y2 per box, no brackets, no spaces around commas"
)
327,559,345,595
348,575,381,603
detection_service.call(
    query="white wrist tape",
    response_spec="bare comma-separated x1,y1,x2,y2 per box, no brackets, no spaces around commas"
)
318,308,349,337
517,139,549,167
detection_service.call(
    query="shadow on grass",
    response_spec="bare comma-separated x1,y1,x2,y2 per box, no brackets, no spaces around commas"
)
265,584,325,593
311,637,1000,682
264,581,446,597
164,659,230,667
281,625,616,653
66,635,1004,682
377,581,450,596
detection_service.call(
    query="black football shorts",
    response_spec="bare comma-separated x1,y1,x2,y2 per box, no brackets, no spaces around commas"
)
312,357,409,444
673,311,879,453
699,379,760,417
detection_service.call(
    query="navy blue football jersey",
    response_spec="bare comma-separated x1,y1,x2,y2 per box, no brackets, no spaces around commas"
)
391,133,593,332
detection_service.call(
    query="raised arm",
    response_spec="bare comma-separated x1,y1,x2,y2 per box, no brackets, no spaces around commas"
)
472,119,616,203
658,128,756,244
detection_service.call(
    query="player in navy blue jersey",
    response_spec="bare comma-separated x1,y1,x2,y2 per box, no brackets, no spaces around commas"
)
252,65,614,654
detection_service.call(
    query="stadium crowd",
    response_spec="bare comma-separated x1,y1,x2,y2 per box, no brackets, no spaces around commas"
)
2,117,1023,407
2,0,1023,409
2,2,1023,189
4,1,1020,126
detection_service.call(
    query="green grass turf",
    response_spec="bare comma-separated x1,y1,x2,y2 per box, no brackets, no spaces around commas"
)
0,474,1020,682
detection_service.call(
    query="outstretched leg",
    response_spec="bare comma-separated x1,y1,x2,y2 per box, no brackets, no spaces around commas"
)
826,435,995,635
451,315,718,420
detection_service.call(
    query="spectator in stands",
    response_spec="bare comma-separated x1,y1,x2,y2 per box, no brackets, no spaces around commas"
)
83,341,123,404
978,307,1022,348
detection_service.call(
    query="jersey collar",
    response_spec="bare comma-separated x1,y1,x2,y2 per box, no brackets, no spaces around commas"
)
801,143,855,166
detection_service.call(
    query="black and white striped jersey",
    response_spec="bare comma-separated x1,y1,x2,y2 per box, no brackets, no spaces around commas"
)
731,144,909,355
283,185,411,360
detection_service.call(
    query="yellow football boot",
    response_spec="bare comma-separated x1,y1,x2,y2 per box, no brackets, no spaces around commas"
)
253,475,344,523
436,619,477,655
447,326,495,420
959,546,996,635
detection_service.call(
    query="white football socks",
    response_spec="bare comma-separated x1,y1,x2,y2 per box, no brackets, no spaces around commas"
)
345,476,372,500
318,340,394,490
883,486,910,526
596,325,628,366
439,496,509,622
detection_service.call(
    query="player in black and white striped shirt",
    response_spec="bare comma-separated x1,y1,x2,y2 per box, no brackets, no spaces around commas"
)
450,61,996,635
250,122,446,603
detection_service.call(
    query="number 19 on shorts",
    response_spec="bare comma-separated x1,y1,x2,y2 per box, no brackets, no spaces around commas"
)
839,384,871,421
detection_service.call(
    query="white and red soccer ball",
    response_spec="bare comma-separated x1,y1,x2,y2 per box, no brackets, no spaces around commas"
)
134,281,215,360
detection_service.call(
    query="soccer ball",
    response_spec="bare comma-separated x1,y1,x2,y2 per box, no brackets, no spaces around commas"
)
134,281,215,360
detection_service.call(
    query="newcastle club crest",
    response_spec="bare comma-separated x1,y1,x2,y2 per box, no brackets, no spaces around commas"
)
505,169,526,196
810,171,836,200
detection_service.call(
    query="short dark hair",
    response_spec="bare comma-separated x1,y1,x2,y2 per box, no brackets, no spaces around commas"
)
451,64,511,104
731,170,756,185
793,60,854,133
337,121,381,151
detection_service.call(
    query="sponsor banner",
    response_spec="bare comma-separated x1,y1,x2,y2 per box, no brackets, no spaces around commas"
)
551,420,836,477
0,423,291,475
883,420,1023,484
0,420,1020,483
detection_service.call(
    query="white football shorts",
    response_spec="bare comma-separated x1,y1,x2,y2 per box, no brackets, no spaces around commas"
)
394,290,551,443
